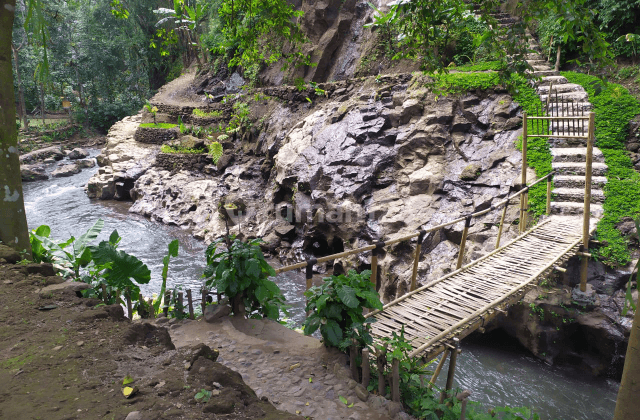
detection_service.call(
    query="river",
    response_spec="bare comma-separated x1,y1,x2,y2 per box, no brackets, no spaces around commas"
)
22,150,619,419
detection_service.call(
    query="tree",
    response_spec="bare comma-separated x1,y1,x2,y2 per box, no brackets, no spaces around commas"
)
1,0,31,256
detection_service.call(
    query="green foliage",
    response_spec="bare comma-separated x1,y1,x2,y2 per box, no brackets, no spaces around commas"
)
160,144,205,154
144,101,159,124
194,388,212,402
563,72,640,265
154,239,179,314
303,269,382,349
215,0,312,70
193,108,222,118
139,123,178,129
451,61,501,72
208,141,224,164
226,101,251,133
203,236,286,320
85,97,146,133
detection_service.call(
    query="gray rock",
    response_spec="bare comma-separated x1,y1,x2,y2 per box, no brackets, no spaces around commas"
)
354,384,369,402
68,147,89,160
204,303,231,323
19,145,64,163
125,412,143,420
52,163,81,178
0,244,21,264
274,223,295,239
387,401,403,417
460,163,482,181
77,159,96,169
21,165,48,182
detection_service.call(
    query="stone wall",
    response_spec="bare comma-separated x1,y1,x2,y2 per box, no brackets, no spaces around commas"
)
155,152,212,172
134,127,178,144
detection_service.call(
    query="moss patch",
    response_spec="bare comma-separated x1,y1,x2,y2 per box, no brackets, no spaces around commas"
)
562,72,640,266
139,123,178,129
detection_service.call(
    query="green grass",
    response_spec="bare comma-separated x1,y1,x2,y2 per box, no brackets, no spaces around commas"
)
435,72,553,216
139,123,177,129
450,61,502,72
192,108,222,118
160,144,206,154
562,72,640,266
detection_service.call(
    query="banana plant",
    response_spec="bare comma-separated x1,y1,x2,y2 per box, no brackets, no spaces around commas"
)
153,239,179,314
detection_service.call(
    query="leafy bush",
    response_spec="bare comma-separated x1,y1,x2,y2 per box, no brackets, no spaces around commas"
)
303,269,382,349
84,97,145,133
562,72,640,265
203,236,287,320
227,101,251,134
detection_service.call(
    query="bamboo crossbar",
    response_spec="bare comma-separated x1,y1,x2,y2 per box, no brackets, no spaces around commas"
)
273,171,556,276
527,116,590,120
527,135,588,139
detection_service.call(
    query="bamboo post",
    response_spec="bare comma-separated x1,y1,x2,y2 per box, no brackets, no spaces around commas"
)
163,290,171,317
186,289,195,319
350,340,359,382
101,284,108,303
410,231,426,292
148,297,155,319
427,348,450,390
495,199,509,249
520,113,528,233
546,173,552,215
580,112,595,292
362,348,371,388
522,192,529,231
306,259,315,292
201,287,207,315
177,291,184,317
456,217,472,270
391,358,400,403
125,288,132,320
441,338,460,403
376,347,387,397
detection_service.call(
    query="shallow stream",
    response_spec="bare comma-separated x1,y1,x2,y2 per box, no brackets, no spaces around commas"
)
22,150,619,419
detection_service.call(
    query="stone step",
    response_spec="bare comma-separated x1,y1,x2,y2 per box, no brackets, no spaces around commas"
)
531,64,553,71
527,59,549,67
540,91,589,103
548,136,588,148
537,83,585,94
553,187,605,203
550,202,604,217
547,101,593,113
526,53,544,61
552,161,608,176
531,69,560,77
554,175,607,189
551,147,605,163
538,75,568,86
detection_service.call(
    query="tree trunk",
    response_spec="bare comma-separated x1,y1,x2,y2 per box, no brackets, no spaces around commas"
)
11,43,28,130
0,0,31,257
39,82,45,125
554,45,561,72
614,299,640,419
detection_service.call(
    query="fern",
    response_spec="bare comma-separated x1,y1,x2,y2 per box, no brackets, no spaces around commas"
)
208,141,224,164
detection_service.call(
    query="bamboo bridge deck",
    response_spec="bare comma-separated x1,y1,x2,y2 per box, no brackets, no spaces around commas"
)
369,215,594,360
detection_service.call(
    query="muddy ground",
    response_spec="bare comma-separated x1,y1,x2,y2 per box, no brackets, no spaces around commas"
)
0,260,300,420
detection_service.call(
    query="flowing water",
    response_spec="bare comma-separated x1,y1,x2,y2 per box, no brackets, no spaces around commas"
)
22,150,619,419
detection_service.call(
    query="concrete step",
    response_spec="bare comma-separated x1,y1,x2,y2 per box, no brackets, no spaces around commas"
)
552,161,608,176
551,147,605,163
528,59,549,67
554,175,607,189
537,83,585,94
538,75,568,86
553,187,605,203
550,202,604,217
540,91,589,103
526,53,544,61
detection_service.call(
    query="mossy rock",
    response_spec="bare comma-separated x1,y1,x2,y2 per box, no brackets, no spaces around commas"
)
460,164,482,181
134,126,178,144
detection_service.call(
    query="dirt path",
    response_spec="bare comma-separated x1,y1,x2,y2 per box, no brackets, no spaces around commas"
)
151,67,204,108
0,259,299,420
170,317,412,420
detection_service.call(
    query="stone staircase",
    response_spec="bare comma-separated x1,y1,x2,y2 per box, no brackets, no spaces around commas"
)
490,11,606,218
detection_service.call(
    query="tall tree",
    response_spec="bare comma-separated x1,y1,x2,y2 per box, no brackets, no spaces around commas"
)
0,0,31,256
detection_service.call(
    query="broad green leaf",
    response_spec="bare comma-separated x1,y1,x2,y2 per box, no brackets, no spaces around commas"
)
303,314,321,335
90,241,151,287
34,225,50,237
109,229,121,245
316,294,329,311
168,239,179,257
324,319,342,346
337,285,359,309
357,290,383,310
339,395,348,405
74,219,104,258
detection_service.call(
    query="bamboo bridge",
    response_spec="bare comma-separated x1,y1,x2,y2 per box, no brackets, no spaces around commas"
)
273,102,599,363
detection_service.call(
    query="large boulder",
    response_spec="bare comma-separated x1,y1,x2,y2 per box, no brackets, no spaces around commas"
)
52,163,81,178
0,244,21,263
68,147,89,160
21,164,48,182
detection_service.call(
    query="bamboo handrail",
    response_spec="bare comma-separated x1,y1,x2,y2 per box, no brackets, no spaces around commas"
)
527,116,590,120
273,171,556,276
